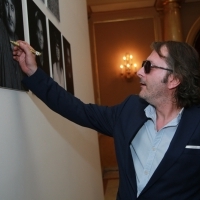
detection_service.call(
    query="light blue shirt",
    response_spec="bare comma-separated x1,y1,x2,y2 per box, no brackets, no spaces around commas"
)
130,105,183,197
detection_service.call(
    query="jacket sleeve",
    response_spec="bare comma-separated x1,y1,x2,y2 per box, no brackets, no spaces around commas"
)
22,68,123,136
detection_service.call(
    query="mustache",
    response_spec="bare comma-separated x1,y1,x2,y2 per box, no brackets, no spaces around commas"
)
7,17,14,25
140,79,146,85
7,14,13,24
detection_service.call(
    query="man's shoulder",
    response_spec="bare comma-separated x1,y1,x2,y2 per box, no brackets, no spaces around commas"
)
118,95,149,113
123,94,148,107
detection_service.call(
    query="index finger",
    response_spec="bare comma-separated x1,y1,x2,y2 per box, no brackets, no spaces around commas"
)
17,40,34,56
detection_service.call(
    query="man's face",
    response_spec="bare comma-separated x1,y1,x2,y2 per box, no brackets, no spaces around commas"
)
56,43,60,61
36,19,44,50
4,0,16,34
137,45,170,106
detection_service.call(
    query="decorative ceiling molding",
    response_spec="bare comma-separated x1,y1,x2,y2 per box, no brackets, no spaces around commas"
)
87,0,200,13
88,0,155,12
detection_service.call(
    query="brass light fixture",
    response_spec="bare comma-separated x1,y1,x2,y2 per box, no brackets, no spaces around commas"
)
120,53,137,79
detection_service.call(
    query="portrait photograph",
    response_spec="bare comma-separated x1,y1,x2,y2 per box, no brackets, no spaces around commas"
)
0,0,27,91
27,0,50,76
63,36,74,95
49,20,65,89
47,0,60,21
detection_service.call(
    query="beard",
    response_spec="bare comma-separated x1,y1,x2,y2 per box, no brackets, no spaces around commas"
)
139,76,169,105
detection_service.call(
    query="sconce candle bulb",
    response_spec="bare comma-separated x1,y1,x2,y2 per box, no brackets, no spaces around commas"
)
134,63,137,73
120,53,137,79
120,64,124,75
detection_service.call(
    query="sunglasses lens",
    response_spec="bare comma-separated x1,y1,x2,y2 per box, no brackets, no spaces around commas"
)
142,60,151,74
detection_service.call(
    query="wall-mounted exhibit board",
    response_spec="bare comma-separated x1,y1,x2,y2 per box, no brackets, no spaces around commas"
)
0,0,104,199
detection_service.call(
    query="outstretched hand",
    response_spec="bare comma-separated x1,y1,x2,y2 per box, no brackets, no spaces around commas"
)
13,40,38,76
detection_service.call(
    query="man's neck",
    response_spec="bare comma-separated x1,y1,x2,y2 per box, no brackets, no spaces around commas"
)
155,104,182,131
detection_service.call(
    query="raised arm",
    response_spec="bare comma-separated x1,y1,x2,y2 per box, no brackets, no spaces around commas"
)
12,41,119,136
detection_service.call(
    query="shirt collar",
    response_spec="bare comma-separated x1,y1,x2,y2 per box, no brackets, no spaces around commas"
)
144,105,184,127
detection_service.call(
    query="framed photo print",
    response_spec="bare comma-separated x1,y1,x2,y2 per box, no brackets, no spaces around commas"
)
27,0,50,75
0,0,27,91
47,0,60,21
48,20,65,89
63,36,74,95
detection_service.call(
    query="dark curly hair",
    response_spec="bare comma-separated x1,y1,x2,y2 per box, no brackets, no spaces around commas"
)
152,41,200,108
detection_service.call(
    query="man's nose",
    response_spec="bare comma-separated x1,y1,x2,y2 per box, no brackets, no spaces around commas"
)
137,66,144,77
8,7,11,17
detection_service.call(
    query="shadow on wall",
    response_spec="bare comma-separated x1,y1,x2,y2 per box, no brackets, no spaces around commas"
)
28,91,100,170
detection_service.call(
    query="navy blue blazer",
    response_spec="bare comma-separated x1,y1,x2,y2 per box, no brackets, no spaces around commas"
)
23,68,200,200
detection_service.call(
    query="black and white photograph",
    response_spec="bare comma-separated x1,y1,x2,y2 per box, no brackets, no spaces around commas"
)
47,0,60,21
63,36,74,95
49,20,65,89
27,0,50,75
0,0,27,91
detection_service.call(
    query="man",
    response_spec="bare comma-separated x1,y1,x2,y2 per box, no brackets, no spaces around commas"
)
27,0,50,75
52,33,65,88
13,41,200,199
0,0,25,90
35,11,44,66
3,0,17,42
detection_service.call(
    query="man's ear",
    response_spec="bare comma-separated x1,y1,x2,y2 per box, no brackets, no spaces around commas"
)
168,74,180,89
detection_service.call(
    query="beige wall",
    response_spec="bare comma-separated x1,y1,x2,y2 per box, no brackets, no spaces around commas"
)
89,2,200,170
89,7,162,105
0,0,104,200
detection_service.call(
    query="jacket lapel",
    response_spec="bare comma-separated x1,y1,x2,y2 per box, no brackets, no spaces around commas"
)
124,107,148,196
140,105,200,195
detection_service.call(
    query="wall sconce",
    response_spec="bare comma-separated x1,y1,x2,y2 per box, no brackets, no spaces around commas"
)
120,53,137,79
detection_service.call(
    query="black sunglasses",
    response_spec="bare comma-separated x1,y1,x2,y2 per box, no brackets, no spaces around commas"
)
142,60,173,74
